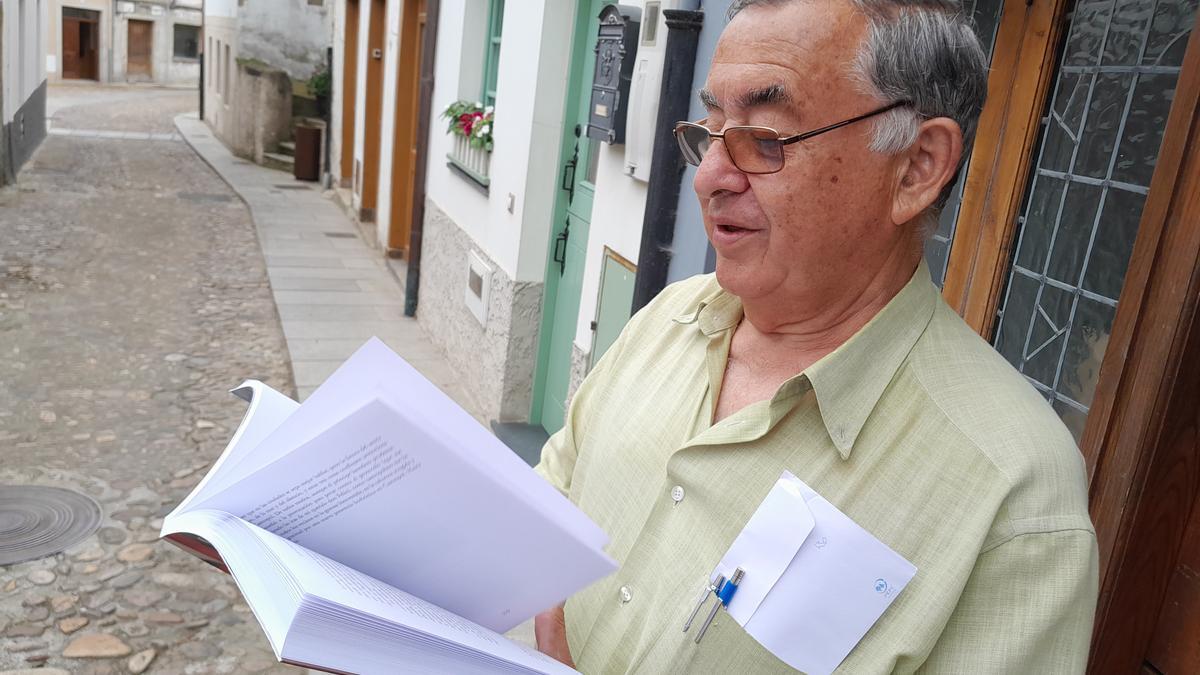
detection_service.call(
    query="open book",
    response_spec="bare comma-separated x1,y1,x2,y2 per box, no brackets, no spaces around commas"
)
160,338,616,674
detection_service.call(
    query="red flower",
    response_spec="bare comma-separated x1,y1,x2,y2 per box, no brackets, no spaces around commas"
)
459,112,475,135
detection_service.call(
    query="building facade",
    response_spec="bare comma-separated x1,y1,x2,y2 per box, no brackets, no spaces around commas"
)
202,0,331,164
1,0,48,185
44,0,201,85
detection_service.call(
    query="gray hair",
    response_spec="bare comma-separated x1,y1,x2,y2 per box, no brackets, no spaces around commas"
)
727,0,989,221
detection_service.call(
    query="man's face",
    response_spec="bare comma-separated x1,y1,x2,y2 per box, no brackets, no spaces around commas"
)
696,1,902,307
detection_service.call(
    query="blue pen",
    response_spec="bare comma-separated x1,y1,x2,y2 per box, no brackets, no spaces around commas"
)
695,567,744,644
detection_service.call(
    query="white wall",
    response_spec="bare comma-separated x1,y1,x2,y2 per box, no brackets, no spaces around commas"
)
373,0,403,248
2,0,48,123
330,0,347,185
205,0,237,19
424,0,574,283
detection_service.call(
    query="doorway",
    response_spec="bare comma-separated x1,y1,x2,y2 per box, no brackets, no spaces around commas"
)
356,0,387,221
127,19,153,81
532,0,608,435
62,8,100,80
385,0,427,256
340,0,360,187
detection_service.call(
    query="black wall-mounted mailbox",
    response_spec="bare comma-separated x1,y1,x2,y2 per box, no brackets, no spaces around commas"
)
587,5,641,145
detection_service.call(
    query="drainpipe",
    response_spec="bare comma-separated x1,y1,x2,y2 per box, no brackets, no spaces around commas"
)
199,0,205,119
404,0,440,317
631,8,703,313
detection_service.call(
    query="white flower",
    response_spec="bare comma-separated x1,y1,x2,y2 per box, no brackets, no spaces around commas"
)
474,101,482,108
479,124,491,135
484,106,494,114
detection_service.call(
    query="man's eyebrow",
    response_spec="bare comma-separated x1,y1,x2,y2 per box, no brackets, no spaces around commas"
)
697,84,792,113
738,84,791,109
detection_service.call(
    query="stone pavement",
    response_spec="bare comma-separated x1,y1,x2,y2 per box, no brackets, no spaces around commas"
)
0,85,531,674
1,85,299,673
172,114,486,422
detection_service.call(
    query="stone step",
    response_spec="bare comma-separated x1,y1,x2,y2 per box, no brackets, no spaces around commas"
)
278,141,296,156
262,151,295,173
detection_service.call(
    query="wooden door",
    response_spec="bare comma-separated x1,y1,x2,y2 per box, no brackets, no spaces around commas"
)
127,20,153,79
1146,491,1200,673
385,0,426,255
932,0,1200,669
62,17,83,79
340,0,360,185
358,0,387,220
80,20,98,80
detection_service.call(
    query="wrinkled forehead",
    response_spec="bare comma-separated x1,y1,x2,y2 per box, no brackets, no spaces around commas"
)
705,1,867,112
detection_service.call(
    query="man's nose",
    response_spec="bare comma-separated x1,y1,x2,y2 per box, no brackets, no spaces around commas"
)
692,139,750,199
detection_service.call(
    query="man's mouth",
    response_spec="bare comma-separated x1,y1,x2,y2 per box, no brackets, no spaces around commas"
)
716,224,759,234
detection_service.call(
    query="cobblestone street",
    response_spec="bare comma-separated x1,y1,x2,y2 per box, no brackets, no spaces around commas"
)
0,84,300,673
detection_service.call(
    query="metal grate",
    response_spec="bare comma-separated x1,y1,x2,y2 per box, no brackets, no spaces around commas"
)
991,0,1196,441
922,0,1006,288
0,486,103,565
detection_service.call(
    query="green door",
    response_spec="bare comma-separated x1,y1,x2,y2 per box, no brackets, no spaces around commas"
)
533,0,608,435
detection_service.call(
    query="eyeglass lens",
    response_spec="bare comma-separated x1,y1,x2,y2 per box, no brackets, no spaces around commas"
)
675,124,784,174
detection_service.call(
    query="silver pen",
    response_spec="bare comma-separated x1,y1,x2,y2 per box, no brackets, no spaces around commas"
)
695,567,744,644
682,574,725,633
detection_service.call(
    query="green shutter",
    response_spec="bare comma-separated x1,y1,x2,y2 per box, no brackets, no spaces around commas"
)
481,0,505,108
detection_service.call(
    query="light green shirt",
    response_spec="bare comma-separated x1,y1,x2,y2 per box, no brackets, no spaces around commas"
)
536,262,1098,674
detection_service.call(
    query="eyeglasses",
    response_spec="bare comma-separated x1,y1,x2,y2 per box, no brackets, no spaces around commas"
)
673,100,911,174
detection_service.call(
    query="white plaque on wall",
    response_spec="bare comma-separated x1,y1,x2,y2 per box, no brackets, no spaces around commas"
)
117,1,135,13
47,55,57,73
151,6,165,16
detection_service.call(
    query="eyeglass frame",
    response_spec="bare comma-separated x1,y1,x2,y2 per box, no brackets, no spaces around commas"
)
673,100,913,175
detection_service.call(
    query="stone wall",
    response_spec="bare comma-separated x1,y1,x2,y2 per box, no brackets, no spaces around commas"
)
417,200,544,423
236,0,331,82
566,343,589,416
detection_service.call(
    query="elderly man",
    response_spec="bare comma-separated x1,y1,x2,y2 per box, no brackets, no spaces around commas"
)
534,0,1098,672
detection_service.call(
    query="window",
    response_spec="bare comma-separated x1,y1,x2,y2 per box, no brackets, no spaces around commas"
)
481,0,504,107
224,43,231,100
174,24,200,60
989,0,1194,442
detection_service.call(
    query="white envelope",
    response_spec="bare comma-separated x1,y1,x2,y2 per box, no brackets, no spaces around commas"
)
712,471,916,675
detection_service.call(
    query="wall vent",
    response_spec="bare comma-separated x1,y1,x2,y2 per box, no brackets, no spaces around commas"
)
464,250,492,327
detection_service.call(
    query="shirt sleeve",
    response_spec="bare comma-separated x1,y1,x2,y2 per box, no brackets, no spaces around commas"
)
916,528,1099,674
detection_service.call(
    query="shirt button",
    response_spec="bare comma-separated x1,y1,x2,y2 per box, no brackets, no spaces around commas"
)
671,485,685,503
619,585,632,604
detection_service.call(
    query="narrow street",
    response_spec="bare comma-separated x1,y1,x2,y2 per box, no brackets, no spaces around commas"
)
0,84,298,673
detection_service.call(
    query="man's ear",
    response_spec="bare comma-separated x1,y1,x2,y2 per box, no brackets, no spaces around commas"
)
891,118,963,226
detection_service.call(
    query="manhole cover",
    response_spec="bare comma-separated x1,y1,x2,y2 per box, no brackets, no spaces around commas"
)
323,232,356,238
272,184,310,191
0,486,102,566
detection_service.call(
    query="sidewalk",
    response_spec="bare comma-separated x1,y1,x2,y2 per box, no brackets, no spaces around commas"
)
174,113,485,423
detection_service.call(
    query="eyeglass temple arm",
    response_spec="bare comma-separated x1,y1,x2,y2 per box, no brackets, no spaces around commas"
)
779,100,912,146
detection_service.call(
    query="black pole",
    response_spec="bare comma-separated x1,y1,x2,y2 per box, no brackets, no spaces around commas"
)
199,2,205,120
405,0,441,317
323,46,333,179
631,9,704,313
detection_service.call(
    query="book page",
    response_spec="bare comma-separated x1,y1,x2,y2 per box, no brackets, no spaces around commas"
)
190,394,616,634
168,380,299,516
252,527,577,675
160,509,302,656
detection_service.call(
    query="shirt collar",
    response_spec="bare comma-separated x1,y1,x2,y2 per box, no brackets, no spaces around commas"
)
805,261,938,459
674,262,938,460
